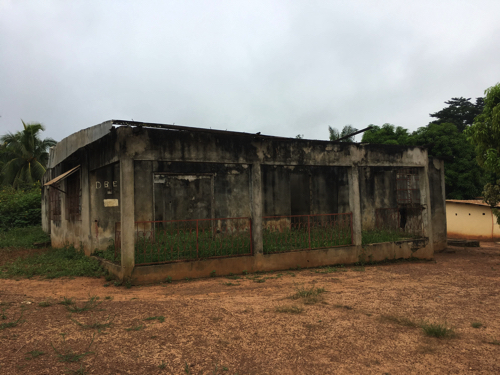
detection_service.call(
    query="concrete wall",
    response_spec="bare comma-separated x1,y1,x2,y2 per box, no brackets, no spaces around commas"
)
89,162,121,250
447,202,500,241
43,121,447,282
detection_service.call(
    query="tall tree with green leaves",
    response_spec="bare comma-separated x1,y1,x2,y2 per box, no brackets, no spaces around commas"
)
430,97,484,132
410,122,485,199
465,83,500,217
1,121,57,188
465,83,500,174
329,125,358,142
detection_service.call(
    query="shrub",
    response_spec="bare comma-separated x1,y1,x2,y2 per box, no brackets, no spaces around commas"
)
0,184,41,230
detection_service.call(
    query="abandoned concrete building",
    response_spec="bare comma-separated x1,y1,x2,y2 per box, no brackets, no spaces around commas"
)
42,120,447,283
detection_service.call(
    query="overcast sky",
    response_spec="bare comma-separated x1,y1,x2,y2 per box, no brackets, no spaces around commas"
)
1,0,499,142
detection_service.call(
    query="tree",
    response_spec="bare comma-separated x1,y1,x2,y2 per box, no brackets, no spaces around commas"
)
430,97,484,132
465,83,500,174
1,121,57,188
361,123,410,145
329,125,358,142
465,83,500,218
410,122,485,199
360,121,485,199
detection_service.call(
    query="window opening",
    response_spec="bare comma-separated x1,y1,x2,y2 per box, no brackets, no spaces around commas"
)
49,185,61,221
67,172,81,220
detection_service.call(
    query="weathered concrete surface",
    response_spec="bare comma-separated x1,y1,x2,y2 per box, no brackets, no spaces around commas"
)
43,120,445,283
100,240,433,285
47,121,113,169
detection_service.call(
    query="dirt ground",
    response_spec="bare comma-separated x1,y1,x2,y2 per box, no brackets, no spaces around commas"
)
1,244,499,374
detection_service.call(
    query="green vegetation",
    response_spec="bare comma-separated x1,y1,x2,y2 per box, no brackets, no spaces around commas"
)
275,305,304,314
361,92,491,200
97,229,252,264
0,308,24,330
0,245,104,279
38,300,53,307
289,286,326,304
65,296,102,314
361,229,416,245
314,266,345,274
1,121,56,188
421,322,456,338
144,316,165,323
263,225,352,254
329,125,358,142
51,333,95,363
59,297,75,306
0,187,45,230
471,321,483,328
25,350,45,360
466,83,500,223
0,226,49,249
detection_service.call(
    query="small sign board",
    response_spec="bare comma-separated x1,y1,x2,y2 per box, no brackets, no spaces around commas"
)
104,199,119,207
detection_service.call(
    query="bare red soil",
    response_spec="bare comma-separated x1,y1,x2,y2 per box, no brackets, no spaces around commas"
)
0,243,499,374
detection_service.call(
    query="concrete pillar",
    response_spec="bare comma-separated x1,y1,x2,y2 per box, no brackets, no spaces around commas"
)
420,164,434,250
120,157,135,275
251,162,263,255
348,166,362,246
81,154,92,255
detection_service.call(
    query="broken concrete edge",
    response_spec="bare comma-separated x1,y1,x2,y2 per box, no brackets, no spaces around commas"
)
447,239,480,247
93,240,433,285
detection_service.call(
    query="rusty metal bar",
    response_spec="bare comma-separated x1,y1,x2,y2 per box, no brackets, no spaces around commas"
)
307,216,311,250
196,220,199,260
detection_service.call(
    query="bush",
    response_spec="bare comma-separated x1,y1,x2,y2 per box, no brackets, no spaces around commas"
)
0,184,41,230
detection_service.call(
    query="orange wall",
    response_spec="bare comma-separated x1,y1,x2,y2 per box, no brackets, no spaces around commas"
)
446,202,500,241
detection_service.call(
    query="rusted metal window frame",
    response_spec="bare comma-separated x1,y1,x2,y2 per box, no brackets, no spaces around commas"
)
67,171,82,221
49,184,62,221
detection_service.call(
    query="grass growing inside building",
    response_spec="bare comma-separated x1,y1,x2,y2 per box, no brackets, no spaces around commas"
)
361,229,421,245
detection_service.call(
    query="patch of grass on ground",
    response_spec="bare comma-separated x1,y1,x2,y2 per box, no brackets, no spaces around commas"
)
381,314,419,327
314,265,347,274
0,245,105,279
59,297,75,306
38,300,53,307
361,229,419,245
421,322,456,338
144,316,165,323
0,226,50,249
275,305,304,314
25,350,45,360
471,321,483,328
289,286,326,304
0,309,24,330
66,296,102,314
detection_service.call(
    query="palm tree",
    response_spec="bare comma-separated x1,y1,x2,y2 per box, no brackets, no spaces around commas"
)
1,120,57,188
